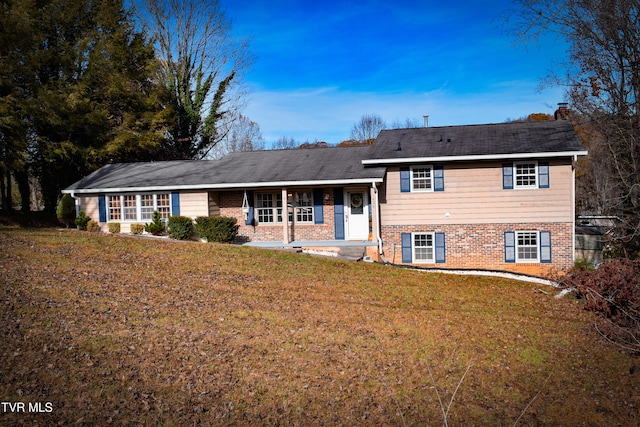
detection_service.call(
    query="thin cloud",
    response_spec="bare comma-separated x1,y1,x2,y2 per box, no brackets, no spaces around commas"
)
244,83,564,146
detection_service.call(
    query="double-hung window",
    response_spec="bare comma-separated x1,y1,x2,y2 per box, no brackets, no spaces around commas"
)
276,193,284,223
515,163,537,188
257,193,275,223
123,195,137,221
140,195,155,221
503,161,549,190
255,193,284,224
156,194,171,220
108,196,122,221
401,166,444,192
413,232,434,262
401,232,446,263
516,231,539,261
294,191,313,223
504,230,552,263
412,166,433,191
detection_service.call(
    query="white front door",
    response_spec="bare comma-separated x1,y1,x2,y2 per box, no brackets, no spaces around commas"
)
345,190,369,240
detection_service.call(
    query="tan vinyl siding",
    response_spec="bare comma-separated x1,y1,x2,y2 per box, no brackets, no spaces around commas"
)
77,195,109,232
179,192,209,218
78,196,100,222
381,160,573,225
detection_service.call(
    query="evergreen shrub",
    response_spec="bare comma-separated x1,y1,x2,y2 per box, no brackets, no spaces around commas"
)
56,194,75,228
195,216,239,243
130,223,144,235
75,210,90,230
108,222,120,233
144,211,165,235
167,216,194,240
87,220,99,232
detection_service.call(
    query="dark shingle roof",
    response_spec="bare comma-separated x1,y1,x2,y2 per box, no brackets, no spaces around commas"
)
65,145,386,192
367,120,585,161
65,121,586,193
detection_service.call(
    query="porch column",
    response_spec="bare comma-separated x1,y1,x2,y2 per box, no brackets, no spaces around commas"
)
370,183,380,245
282,188,289,244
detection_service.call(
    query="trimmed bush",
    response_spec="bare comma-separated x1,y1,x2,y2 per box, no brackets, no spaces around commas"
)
75,210,91,230
130,223,144,235
195,216,239,243
56,194,75,228
108,222,120,233
144,211,165,235
87,220,99,232
167,216,194,240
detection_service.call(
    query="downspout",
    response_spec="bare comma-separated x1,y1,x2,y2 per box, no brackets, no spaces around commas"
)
572,155,577,263
69,191,79,216
372,182,383,256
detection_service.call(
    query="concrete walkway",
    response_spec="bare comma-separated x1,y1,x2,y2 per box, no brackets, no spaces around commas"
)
243,240,377,248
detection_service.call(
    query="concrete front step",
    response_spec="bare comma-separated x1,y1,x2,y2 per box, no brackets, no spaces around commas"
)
338,245,366,259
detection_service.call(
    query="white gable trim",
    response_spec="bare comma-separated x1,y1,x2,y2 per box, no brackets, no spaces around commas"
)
361,150,588,165
63,178,384,194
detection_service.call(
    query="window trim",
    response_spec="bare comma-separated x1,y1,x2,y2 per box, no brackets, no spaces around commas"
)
513,161,539,189
410,165,434,192
293,190,314,224
107,195,122,221
412,232,435,264
255,192,284,225
106,193,172,222
515,230,540,263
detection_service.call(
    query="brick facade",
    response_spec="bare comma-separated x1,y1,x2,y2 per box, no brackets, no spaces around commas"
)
219,189,337,243
382,222,573,276
215,190,574,276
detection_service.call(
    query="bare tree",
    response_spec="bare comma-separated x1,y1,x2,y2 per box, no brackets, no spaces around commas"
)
350,114,386,144
391,117,423,129
211,113,264,159
273,136,298,150
508,0,640,257
138,0,252,159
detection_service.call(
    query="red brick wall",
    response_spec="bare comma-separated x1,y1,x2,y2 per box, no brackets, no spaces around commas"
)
219,190,336,243
382,222,573,276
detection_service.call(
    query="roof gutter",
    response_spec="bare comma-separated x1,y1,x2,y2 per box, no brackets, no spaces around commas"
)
361,150,588,165
62,178,385,195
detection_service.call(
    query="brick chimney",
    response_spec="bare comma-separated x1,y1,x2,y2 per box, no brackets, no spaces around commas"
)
554,102,573,120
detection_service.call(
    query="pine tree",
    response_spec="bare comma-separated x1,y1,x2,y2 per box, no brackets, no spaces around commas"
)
1,0,172,212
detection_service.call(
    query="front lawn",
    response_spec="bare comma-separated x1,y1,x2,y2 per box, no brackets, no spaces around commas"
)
1,228,638,425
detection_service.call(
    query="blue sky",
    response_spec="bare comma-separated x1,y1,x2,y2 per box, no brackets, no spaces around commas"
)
220,0,568,146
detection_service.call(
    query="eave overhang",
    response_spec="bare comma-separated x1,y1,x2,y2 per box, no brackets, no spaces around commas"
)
361,150,588,165
62,177,384,195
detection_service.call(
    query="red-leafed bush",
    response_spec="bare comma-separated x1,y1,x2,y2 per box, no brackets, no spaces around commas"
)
565,259,640,352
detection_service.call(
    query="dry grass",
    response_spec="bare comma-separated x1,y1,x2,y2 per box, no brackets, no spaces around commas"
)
1,228,639,426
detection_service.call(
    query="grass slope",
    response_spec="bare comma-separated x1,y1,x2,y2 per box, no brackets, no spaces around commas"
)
1,228,638,425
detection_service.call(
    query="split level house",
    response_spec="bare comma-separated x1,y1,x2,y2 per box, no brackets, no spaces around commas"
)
64,118,587,277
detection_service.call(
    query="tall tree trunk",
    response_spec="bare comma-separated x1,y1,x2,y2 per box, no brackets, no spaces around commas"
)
0,164,6,211
40,161,58,213
3,168,13,210
15,169,31,211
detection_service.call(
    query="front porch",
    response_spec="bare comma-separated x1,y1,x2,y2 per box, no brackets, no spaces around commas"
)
217,185,382,247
